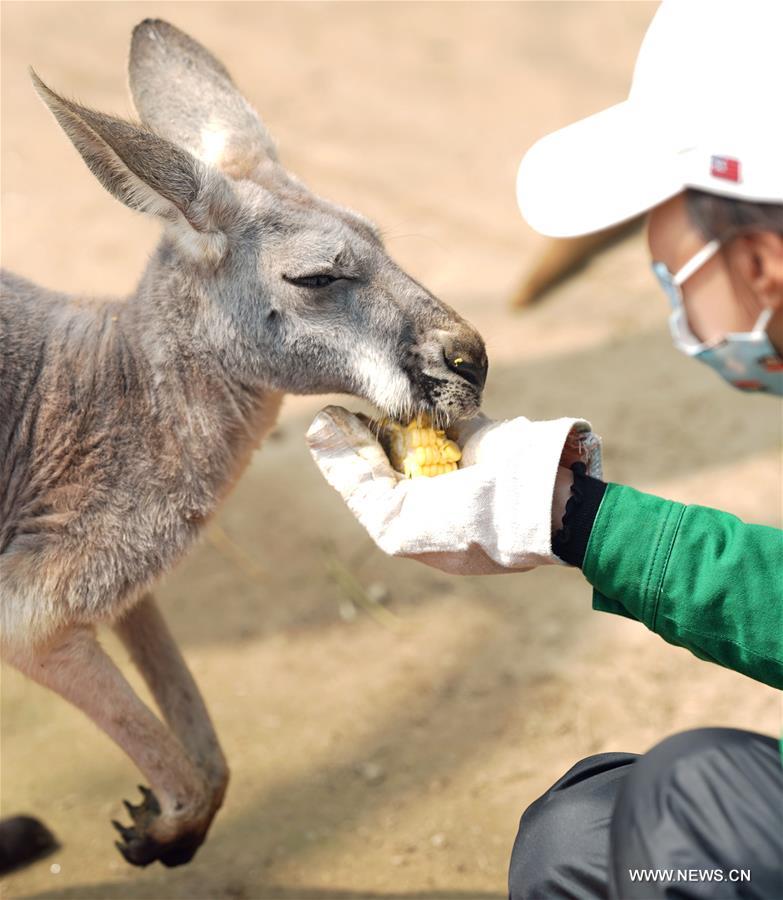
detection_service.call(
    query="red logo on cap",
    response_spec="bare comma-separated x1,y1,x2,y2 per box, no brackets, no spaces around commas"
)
710,156,741,182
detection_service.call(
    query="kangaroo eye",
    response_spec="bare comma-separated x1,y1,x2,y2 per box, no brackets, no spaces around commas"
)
283,273,339,289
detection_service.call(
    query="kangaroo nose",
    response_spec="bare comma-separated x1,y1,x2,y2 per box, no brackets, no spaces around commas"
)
442,340,489,391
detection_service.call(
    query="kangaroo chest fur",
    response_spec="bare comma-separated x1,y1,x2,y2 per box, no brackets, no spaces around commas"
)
0,272,283,645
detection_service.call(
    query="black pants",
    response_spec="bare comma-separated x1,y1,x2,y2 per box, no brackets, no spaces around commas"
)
509,728,783,899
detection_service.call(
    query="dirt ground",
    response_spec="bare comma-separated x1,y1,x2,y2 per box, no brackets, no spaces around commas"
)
1,2,780,899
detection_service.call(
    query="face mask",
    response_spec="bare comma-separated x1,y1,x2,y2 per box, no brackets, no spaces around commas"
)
652,241,783,395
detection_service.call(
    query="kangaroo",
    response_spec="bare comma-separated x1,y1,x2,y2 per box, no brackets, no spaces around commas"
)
0,19,487,868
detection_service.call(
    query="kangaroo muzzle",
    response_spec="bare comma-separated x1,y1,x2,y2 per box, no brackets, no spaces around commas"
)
440,327,489,393
401,319,488,426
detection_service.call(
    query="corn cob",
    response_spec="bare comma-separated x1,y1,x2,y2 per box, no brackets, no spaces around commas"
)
377,416,462,478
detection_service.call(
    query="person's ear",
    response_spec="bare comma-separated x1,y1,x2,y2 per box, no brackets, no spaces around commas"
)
730,232,783,311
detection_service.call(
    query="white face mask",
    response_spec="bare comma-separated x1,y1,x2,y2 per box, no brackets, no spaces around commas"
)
652,240,783,395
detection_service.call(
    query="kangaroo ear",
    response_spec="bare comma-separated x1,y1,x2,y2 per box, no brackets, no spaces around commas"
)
129,18,277,179
31,70,229,260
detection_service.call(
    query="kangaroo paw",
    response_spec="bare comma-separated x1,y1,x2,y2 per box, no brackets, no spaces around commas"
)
111,785,204,868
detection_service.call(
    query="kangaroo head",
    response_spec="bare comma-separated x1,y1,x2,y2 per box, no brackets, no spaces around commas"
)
32,19,487,425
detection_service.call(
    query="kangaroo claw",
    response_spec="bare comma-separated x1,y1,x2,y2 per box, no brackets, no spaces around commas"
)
111,785,203,868
111,819,135,842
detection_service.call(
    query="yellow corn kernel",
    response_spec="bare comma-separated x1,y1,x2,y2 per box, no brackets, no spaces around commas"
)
377,416,462,478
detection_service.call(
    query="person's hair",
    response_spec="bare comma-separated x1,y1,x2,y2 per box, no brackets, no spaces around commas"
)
685,189,783,242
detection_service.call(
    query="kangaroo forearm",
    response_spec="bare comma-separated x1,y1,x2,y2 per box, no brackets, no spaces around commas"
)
114,595,228,793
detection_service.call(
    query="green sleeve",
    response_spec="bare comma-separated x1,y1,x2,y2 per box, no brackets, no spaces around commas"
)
583,483,783,689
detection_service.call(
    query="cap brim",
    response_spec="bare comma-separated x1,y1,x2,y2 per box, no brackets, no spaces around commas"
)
517,100,683,238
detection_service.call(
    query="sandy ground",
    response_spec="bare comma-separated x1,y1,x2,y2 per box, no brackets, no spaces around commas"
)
1,2,781,898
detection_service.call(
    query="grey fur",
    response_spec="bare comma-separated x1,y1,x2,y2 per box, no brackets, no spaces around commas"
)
0,19,486,866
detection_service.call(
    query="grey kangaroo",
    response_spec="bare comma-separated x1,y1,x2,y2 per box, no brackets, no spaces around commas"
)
0,20,486,867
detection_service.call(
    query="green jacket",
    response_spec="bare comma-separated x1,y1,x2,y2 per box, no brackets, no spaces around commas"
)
583,483,783,755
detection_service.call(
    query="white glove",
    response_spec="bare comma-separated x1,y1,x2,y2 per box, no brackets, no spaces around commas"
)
306,407,602,576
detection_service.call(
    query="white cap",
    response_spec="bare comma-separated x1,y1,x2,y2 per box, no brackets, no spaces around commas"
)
517,0,783,238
